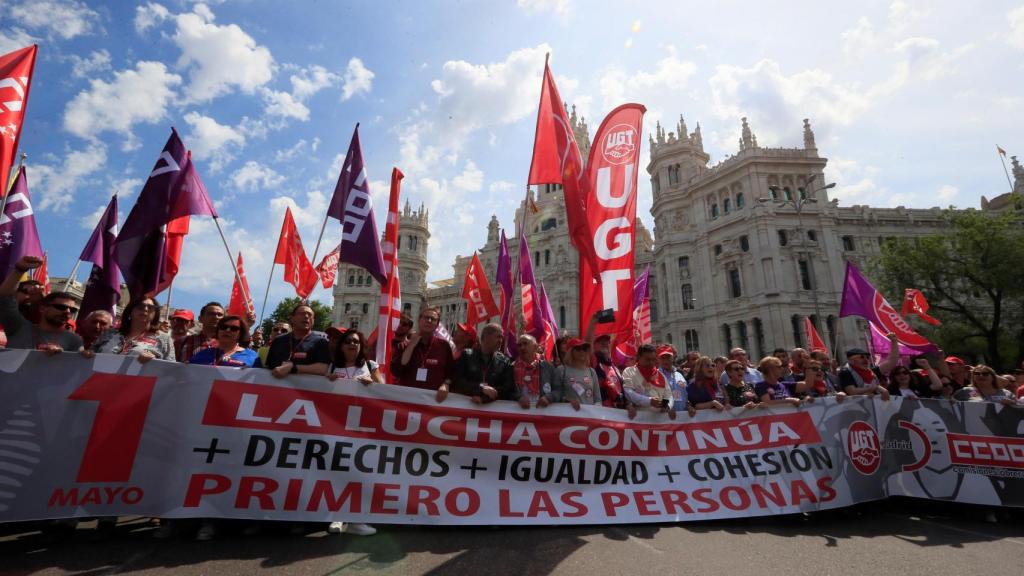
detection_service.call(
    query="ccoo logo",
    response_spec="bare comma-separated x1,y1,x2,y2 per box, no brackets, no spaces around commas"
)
847,421,881,475
601,124,637,165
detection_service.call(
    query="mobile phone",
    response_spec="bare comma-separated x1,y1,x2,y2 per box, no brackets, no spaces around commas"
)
596,308,615,324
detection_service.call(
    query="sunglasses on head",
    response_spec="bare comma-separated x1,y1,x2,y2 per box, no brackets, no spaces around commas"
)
49,303,79,314
220,324,242,332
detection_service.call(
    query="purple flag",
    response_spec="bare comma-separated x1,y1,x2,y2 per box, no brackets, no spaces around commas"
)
78,194,120,320
632,264,650,311
0,166,43,279
114,129,215,300
327,125,386,285
516,221,544,339
839,261,938,354
496,229,515,354
538,281,559,337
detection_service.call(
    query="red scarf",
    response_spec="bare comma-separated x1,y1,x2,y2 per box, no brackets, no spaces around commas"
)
638,365,665,388
852,365,876,384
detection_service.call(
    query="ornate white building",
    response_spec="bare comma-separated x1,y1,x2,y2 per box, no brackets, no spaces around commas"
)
335,111,1020,357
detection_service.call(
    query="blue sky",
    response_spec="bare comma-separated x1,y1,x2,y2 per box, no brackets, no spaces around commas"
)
3,0,1023,317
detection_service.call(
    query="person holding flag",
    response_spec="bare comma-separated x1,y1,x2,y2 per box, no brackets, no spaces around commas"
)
837,340,897,401
0,256,82,352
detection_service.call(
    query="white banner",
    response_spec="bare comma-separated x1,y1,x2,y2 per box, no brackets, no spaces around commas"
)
0,351,1020,525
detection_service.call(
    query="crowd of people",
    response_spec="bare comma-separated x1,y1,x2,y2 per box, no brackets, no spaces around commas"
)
3,254,1023,540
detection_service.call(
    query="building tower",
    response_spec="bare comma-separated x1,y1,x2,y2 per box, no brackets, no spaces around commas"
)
397,200,430,319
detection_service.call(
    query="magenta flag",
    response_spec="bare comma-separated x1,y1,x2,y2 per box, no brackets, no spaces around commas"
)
0,166,43,278
496,229,516,354
516,222,543,339
839,261,938,354
327,125,386,285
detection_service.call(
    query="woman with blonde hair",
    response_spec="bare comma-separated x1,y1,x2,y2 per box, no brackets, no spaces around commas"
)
686,355,725,411
952,365,1018,406
755,356,801,407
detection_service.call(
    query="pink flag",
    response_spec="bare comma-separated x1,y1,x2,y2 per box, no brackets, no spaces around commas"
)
315,244,341,289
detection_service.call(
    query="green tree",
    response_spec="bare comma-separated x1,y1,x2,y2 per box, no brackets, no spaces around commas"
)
260,297,333,336
872,209,1024,370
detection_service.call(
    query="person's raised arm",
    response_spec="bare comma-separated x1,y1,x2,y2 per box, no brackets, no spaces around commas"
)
877,332,900,375
0,256,41,296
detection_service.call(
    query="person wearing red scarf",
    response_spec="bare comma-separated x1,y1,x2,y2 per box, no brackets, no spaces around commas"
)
621,344,675,419
838,337,897,401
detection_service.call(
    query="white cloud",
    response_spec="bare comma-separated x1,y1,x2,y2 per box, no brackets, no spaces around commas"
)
262,89,310,121
134,2,171,33
599,50,697,111
68,50,112,79
451,160,483,193
172,5,276,102
263,65,339,122
937,184,959,202
841,17,876,56
0,29,36,55
489,180,515,193
11,0,98,40
30,144,109,212
1007,5,1024,50
293,65,338,99
183,112,246,171
63,61,182,150
274,138,319,163
231,161,284,192
341,57,374,101
516,0,571,17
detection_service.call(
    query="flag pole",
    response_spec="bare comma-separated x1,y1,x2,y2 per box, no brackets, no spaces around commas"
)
309,211,330,270
211,217,253,319
62,259,82,292
164,280,174,320
256,263,276,335
997,146,1014,192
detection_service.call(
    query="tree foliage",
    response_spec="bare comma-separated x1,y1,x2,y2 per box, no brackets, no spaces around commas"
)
872,209,1024,370
260,297,333,336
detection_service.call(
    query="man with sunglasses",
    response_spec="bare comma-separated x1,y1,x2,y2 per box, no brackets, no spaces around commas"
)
258,321,290,366
178,302,225,363
837,333,898,401
718,347,765,387
0,256,83,352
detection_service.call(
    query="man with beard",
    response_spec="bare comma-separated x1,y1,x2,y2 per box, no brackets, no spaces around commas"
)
0,256,83,352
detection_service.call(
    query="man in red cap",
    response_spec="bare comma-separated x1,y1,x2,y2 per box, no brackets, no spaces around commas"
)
170,308,195,361
452,322,477,360
657,344,695,416
940,355,969,394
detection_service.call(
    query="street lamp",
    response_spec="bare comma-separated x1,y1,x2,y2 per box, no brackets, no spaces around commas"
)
759,175,837,348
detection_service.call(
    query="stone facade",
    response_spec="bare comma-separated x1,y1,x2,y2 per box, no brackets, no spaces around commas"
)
334,111,1021,356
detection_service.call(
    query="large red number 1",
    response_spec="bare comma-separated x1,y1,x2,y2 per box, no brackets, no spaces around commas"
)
68,373,158,483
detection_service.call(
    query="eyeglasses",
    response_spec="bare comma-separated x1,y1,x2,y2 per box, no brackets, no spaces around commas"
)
272,327,288,334
728,367,746,373
49,303,79,314
342,338,361,345
136,303,157,312
419,316,439,322
220,325,242,332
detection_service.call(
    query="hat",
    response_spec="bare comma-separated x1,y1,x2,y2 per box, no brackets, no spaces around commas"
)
845,347,870,357
325,325,349,339
945,356,965,365
170,309,194,321
456,322,477,339
656,344,675,357
565,337,589,349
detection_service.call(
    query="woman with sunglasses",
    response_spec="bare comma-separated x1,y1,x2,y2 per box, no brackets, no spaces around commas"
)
792,359,846,403
90,297,175,362
686,355,726,411
188,316,259,367
952,365,1017,405
325,328,383,385
754,356,801,407
723,359,758,409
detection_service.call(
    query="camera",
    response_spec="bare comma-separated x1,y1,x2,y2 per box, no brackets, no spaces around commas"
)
595,308,615,324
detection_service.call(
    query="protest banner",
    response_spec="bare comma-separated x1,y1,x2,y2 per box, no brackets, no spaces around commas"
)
0,351,1020,525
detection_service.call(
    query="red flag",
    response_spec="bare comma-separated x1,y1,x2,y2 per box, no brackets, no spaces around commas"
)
901,288,941,326
32,251,50,294
578,103,646,338
462,252,499,326
375,168,404,381
227,252,254,320
0,45,37,194
273,207,319,299
315,244,341,289
527,56,600,279
803,317,828,353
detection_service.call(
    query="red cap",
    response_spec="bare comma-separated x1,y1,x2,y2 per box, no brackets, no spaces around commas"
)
656,344,675,357
325,325,349,339
945,356,965,365
456,323,477,340
171,309,194,321
565,337,589,349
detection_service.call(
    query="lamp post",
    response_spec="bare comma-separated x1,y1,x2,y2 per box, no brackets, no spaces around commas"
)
761,175,837,348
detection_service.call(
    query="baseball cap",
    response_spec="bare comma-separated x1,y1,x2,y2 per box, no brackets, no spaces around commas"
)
325,325,349,339
171,309,194,321
945,356,965,365
565,337,589,349
846,347,870,357
656,344,675,357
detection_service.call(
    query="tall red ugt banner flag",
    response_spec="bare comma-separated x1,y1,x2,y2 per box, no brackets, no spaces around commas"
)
227,252,254,320
527,56,600,278
273,208,319,299
462,252,499,326
578,104,646,339
0,45,37,193
376,168,404,380
839,261,938,355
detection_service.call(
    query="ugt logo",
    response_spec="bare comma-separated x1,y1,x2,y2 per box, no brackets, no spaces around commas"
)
847,420,881,475
602,124,637,165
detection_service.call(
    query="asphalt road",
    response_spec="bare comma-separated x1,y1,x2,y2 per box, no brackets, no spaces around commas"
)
2,500,1022,576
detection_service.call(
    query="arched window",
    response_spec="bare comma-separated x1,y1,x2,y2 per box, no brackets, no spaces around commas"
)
534,251,540,267
736,193,745,208
545,250,550,266
362,303,368,314
559,305,566,328
710,203,719,219
681,284,694,310
723,198,732,214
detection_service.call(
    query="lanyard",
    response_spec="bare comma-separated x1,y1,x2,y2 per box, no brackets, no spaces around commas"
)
288,334,311,361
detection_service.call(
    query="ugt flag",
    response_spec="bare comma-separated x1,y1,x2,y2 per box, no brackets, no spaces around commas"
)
327,124,386,285
0,45,37,194
0,166,42,278
839,261,938,354
78,194,120,322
